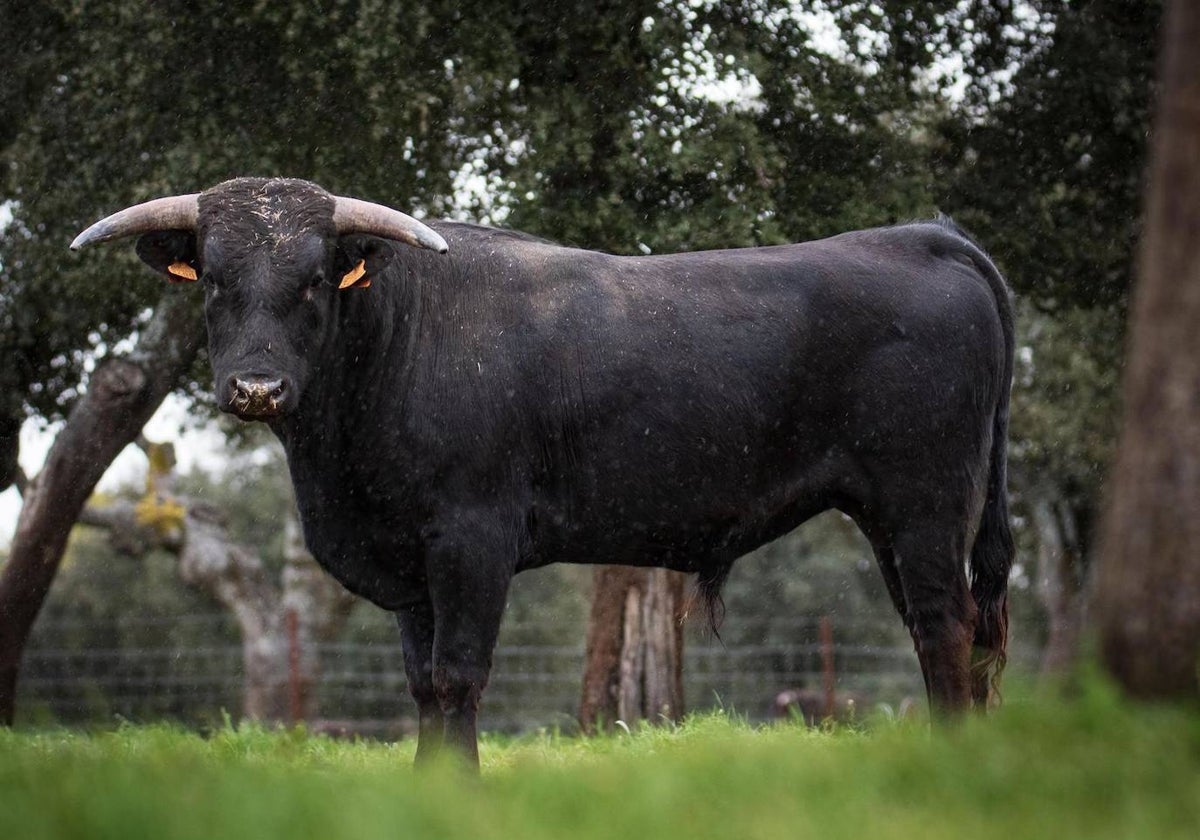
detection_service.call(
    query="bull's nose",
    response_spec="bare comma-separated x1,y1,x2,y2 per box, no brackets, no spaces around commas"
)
227,375,288,418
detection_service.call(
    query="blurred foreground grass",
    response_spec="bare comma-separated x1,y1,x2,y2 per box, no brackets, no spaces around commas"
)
2,678,1197,840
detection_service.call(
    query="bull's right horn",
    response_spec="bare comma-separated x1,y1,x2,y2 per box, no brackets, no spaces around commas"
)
332,196,449,254
71,194,200,250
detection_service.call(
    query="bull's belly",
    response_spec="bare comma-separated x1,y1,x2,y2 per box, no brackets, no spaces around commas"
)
519,454,851,573
517,505,837,581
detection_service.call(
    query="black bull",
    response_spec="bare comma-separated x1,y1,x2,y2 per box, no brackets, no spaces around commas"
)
74,177,1014,766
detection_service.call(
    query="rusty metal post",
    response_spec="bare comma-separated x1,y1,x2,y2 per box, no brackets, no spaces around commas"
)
819,615,835,719
286,608,302,726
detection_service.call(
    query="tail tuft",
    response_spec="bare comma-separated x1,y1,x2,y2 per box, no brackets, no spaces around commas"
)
689,564,732,640
970,488,1013,707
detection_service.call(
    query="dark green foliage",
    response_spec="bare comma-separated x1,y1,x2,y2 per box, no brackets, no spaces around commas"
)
1010,304,1124,522
495,1,938,250
936,0,1162,310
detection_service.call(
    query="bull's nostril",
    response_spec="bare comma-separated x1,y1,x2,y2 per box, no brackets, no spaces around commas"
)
229,376,249,404
228,376,287,416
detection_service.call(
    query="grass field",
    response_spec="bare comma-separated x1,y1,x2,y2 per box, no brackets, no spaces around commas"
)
2,678,1197,840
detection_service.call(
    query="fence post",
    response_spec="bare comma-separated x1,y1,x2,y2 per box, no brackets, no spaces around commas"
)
286,608,302,726
819,615,835,719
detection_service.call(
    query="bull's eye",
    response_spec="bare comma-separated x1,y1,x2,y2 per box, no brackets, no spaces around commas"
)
308,272,327,293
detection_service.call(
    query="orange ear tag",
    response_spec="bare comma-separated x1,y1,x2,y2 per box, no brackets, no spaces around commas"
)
167,261,198,282
339,260,367,289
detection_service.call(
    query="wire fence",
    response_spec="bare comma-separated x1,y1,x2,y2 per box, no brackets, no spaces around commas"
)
16,613,963,734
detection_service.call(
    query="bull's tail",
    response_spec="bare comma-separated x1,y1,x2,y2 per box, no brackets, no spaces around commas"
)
691,562,733,639
946,219,1015,708
969,401,1014,707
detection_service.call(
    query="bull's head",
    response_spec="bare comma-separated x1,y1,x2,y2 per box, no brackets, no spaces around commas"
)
72,178,447,420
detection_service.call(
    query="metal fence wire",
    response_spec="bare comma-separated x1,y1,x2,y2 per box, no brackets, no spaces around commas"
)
17,613,937,733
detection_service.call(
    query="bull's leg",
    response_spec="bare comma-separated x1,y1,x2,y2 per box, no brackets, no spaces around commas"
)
867,540,933,701
394,600,442,767
425,523,514,770
891,524,977,718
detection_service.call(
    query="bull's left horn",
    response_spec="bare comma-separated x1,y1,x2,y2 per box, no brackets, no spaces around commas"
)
71,194,200,250
332,196,448,254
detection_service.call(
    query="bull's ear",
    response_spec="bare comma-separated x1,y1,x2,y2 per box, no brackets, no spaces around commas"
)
335,235,395,290
136,231,200,283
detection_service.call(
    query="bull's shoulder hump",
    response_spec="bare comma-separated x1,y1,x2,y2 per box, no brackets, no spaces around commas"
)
428,220,558,249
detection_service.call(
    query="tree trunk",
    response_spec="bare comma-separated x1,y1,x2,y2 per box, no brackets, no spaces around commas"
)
579,566,686,732
1030,490,1086,677
0,293,201,725
1094,0,1200,700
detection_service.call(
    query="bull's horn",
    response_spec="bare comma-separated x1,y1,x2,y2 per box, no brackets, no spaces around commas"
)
332,196,448,254
70,194,200,250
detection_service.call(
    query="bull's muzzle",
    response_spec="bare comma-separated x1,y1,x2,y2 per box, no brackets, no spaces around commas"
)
225,375,288,419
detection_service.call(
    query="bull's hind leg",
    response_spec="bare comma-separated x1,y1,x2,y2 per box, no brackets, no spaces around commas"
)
890,523,978,717
864,539,932,699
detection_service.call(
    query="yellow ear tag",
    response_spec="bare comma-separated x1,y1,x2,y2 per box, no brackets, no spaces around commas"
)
339,260,367,289
167,261,198,282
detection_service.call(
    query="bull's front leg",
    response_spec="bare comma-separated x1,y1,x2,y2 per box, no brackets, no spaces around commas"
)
394,600,442,766
424,515,515,770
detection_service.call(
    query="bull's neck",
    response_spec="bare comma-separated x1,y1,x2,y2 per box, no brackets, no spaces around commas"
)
272,270,423,464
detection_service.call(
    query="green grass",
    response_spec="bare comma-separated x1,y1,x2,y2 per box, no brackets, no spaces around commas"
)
2,680,1198,840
